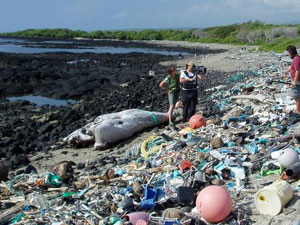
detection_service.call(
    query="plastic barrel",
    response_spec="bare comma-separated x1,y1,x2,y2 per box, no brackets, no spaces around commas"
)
254,180,293,216
286,162,300,177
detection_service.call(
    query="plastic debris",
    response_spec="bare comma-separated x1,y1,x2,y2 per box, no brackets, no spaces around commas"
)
255,180,293,216
1,48,300,225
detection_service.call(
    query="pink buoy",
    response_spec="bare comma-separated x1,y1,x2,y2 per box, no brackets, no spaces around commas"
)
189,115,206,129
196,185,232,223
136,220,148,225
125,212,149,225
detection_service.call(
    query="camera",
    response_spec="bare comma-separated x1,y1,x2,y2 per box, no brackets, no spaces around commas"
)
193,66,207,75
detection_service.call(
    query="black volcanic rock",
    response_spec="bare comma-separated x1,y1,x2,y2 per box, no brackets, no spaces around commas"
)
0,163,9,181
0,40,231,170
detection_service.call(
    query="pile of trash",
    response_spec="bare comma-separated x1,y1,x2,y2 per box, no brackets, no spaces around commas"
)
1,51,300,225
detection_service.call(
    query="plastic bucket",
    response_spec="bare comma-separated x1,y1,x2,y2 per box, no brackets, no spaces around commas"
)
254,180,293,216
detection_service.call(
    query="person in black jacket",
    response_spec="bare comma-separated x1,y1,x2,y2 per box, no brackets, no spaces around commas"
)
179,62,204,122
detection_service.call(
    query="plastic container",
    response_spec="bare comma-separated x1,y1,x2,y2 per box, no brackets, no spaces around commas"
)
255,180,293,216
271,150,285,160
177,186,194,205
286,162,300,177
278,148,299,168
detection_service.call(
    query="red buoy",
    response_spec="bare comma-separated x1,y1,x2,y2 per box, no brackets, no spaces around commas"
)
189,115,206,129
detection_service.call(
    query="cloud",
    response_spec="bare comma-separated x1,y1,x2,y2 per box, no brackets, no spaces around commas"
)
113,10,128,20
258,0,300,10
187,2,215,13
181,0,300,27
58,0,102,18
186,0,247,15
223,0,240,7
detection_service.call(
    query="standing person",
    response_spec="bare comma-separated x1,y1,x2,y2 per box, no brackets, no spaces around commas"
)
159,66,180,125
286,46,300,114
180,62,204,122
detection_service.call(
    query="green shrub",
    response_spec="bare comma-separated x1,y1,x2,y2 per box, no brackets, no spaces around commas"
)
259,37,300,52
136,29,162,40
89,31,104,39
1,23,300,52
125,31,138,40
209,24,239,38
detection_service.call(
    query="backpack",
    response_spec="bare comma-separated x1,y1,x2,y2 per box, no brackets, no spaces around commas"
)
182,71,197,90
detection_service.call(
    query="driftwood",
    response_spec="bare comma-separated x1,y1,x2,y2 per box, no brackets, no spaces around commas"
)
273,132,300,143
47,187,69,192
231,94,266,103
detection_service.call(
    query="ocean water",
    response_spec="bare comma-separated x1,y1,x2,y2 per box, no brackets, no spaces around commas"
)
0,38,189,55
7,95,77,107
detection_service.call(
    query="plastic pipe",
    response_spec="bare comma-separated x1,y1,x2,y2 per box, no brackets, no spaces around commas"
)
286,162,300,177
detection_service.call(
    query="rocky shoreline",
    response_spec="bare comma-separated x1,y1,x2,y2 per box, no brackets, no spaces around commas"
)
0,39,231,169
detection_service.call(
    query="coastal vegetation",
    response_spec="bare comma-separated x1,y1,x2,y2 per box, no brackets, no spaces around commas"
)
1,21,300,52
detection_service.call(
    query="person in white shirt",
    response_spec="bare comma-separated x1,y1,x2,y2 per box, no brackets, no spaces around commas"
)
179,62,204,122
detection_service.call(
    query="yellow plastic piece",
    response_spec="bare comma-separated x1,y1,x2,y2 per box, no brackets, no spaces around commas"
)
178,127,195,135
141,136,165,159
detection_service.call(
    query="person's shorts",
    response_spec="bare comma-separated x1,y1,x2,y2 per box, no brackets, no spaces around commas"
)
168,91,179,106
291,82,300,99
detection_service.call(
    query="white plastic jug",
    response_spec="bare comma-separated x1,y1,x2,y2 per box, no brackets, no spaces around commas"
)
254,180,293,216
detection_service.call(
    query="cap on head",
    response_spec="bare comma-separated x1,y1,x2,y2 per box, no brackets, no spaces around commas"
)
186,62,195,68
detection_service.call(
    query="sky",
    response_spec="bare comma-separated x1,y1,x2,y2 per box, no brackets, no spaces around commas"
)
1,0,300,32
